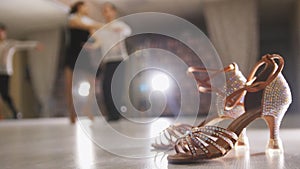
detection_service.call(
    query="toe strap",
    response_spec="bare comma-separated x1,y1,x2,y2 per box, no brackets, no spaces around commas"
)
174,126,238,159
154,124,191,148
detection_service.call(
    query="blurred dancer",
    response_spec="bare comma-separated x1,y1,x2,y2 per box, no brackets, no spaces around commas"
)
0,23,42,119
65,1,102,123
97,2,131,121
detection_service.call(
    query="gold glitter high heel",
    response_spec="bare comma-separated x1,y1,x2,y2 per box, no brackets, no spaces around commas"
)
151,63,248,150
167,54,292,164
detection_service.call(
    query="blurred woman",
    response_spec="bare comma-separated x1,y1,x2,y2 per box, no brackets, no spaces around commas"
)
65,1,101,124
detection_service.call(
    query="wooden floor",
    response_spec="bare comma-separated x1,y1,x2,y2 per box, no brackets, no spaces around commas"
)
0,116,299,169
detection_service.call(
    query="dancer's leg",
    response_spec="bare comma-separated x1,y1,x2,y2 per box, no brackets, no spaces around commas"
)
65,68,76,123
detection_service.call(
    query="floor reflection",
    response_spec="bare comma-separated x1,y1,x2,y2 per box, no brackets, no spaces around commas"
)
153,151,169,169
76,120,95,169
150,118,172,138
76,118,289,169
266,150,285,169
149,146,287,169
235,147,250,169
0,118,299,169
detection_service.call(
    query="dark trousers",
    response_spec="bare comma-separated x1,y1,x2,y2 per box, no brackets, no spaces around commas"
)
0,75,18,118
103,61,122,121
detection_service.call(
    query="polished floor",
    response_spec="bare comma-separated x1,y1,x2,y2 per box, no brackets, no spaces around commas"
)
0,116,299,169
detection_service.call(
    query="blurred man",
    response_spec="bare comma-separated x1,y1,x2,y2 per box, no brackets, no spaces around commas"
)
0,23,42,119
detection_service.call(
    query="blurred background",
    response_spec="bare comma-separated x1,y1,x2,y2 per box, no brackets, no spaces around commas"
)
0,0,299,120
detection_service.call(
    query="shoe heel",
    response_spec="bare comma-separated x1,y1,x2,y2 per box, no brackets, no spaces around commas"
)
263,115,284,152
235,128,249,149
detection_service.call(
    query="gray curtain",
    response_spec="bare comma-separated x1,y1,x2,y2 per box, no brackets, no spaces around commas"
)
203,0,259,74
27,29,61,116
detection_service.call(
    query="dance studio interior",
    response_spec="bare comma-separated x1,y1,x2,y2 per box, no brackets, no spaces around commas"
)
0,0,300,168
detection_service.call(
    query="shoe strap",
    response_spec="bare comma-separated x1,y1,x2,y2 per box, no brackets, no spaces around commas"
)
225,54,284,110
187,63,237,95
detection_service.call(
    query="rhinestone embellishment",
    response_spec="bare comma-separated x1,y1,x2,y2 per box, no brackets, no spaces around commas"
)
262,73,292,120
175,126,238,157
216,69,246,118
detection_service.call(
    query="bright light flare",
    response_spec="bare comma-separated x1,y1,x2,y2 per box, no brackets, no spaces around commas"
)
151,73,170,92
78,81,90,97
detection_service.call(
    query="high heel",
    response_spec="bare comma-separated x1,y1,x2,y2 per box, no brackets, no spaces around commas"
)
152,63,247,150
167,54,292,163
264,116,283,151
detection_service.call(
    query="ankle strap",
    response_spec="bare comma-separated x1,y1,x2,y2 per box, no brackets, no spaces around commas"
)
187,63,236,94
225,54,284,110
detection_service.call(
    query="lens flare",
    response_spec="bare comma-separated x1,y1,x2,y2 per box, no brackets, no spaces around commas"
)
78,81,90,97
151,73,170,92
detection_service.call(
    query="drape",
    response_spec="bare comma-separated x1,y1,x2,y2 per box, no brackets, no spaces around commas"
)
27,29,61,116
203,0,259,74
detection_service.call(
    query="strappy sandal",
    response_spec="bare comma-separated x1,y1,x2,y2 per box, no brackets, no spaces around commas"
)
167,54,292,163
152,63,248,150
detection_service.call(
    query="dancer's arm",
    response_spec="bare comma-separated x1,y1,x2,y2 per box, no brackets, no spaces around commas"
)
12,40,43,51
112,22,131,37
69,15,102,31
